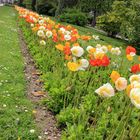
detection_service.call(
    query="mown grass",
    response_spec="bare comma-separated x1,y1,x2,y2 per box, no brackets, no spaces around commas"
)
0,6,38,139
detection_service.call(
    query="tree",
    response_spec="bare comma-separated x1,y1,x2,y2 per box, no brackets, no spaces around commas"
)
55,0,78,17
18,0,24,6
97,0,140,50
31,0,36,11
122,0,140,51
97,1,127,37
76,0,115,27
55,0,65,17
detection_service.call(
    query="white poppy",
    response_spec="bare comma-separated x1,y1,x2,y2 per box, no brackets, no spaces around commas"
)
95,83,115,97
71,46,84,57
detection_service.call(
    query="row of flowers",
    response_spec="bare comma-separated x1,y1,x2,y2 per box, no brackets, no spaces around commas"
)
16,6,139,73
96,71,140,109
15,5,140,111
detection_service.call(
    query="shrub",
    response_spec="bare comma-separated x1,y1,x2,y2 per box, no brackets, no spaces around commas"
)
97,0,140,51
59,8,88,26
37,3,56,16
57,106,81,127
97,1,127,37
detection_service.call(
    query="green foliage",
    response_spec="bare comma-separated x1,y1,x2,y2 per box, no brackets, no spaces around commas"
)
97,1,127,37
59,8,88,26
121,0,140,52
97,0,140,49
37,0,57,16
77,0,115,13
57,106,81,127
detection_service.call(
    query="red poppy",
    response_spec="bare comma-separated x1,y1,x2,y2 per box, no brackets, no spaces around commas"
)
90,59,102,66
89,59,96,66
60,34,65,41
64,46,71,55
70,36,77,42
72,29,78,34
131,64,140,73
101,56,110,66
53,35,58,42
59,25,66,29
126,46,136,55
46,24,52,30
26,16,34,23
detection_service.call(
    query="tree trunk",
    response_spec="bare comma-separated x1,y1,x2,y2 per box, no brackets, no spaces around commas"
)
91,10,97,27
18,0,24,6
55,0,65,17
55,0,78,17
31,0,36,11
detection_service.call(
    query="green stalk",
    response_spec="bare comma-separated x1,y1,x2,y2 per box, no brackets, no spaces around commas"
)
107,103,131,140
130,113,140,139
118,107,132,140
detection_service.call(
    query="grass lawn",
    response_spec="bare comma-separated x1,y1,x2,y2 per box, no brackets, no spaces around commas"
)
0,6,38,139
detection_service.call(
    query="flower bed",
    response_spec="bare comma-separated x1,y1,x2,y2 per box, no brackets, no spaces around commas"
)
16,6,140,139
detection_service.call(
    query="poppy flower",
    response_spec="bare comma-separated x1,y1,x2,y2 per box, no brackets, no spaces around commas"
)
86,46,96,54
95,83,115,97
110,71,120,82
90,59,102,66
129,74,140,83
64,46,71,55
60,34,65,41
71,46,84,57
79,59,89,69
81,35,91,41
46,30,52,38
115,77,127,91
131,64,140,73
101,56,110,66
130,88,140,109
65,55,72,60
55,44,64,51
67,62,79,71
71,29,78,34
53,34,58,42
126,46,136,55
111,47,121,55
71,36,77,42
126,54,133,61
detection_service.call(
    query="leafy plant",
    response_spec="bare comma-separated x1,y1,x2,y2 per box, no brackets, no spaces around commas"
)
97,0,140,51
59,8,88,26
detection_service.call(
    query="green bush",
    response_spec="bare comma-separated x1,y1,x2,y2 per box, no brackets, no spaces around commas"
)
97,1,127,37
97,0,140,50
59,8,88,26
57,106,81,127
37,3,55,16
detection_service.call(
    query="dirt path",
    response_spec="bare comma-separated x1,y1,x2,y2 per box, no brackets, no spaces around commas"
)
18,30,61,140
